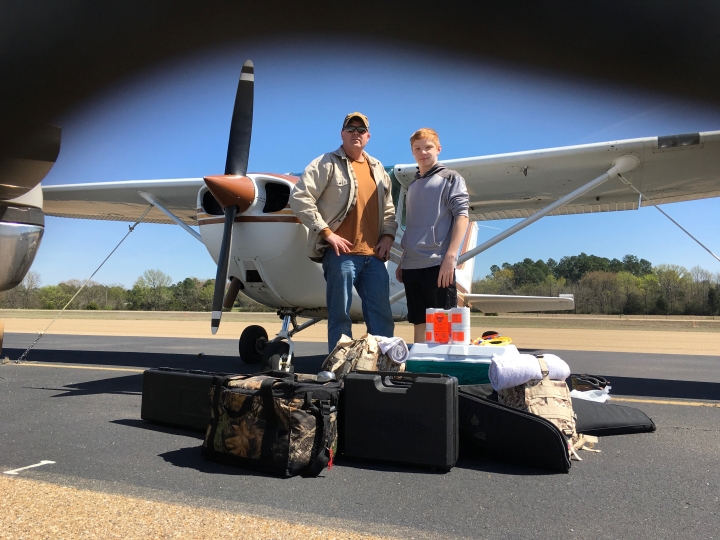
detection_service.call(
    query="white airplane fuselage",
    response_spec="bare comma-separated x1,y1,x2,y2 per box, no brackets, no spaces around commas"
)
197,172,477,322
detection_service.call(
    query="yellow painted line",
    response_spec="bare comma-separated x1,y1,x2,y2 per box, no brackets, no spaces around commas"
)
612,396,720,408
13,363,143,373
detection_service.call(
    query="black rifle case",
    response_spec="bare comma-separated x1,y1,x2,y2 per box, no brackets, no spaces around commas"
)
141,367,231,431
458,386,572,473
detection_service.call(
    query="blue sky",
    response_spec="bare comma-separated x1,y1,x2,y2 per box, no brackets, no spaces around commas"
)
34,39,720,288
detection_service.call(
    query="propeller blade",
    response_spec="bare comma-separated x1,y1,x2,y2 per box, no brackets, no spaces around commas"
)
225,60,254,176
211,205,237,334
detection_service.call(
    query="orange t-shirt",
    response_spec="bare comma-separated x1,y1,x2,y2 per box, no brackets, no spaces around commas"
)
332,158,380,256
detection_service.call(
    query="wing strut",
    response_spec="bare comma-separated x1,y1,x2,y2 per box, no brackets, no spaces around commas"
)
389,155,640,304
137,191,202,242
617,175,720,264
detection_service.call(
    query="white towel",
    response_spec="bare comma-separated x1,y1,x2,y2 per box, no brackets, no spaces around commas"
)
373,336,409,363
489,353,571,391
570,387,612,403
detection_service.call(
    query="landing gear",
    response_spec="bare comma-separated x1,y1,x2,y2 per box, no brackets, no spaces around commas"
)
238,325,268,364
262,340,294,373
237,310,323,371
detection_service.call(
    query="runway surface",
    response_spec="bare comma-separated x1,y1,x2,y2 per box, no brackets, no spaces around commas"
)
2,333,719,539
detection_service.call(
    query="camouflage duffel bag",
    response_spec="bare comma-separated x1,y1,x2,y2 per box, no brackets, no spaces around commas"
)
202,371,340,477
322,333,406,380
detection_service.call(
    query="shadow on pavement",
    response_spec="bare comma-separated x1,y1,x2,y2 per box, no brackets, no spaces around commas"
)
158,446,287,479
336,454,555,476
25,374,143,397
602,375,720,401
112,418,204,439
5,347,327,375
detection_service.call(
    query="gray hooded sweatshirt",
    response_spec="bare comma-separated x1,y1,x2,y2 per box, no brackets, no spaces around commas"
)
400,163,469,270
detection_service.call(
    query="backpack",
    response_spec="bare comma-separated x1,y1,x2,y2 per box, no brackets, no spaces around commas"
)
322,333,406,380
498,356,598,459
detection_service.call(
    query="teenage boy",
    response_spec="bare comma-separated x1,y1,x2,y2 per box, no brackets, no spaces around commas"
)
396,128,469,343
290,112,398,352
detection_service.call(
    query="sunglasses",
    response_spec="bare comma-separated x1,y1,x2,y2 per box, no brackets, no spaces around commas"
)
343,126,369,134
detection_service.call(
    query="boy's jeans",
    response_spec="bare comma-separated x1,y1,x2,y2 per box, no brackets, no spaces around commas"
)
322,250,395,353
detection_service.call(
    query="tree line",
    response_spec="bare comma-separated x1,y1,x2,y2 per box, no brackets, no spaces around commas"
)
472,253,720,316
0,269,273,312
3,254,719,315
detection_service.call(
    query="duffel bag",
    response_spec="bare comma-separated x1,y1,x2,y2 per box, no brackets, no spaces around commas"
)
322,333,405,380
202,371,340,477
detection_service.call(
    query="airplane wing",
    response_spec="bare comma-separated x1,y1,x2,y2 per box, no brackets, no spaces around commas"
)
42,178,204,225
462,293,575,313
393,130,720,221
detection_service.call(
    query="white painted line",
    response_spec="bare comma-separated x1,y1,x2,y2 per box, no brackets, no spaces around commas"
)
4,460,56,475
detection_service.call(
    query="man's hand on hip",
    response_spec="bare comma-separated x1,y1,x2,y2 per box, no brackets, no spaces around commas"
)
438,254,456,288
374,235,393,262
326,232,353,255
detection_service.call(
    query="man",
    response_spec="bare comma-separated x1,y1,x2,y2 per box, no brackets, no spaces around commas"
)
396,128,469,343
290,112,398,351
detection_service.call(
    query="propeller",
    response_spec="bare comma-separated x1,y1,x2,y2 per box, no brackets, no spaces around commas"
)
205,60,255,334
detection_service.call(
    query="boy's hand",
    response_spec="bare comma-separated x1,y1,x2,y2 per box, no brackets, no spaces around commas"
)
326,232,353,255
395,265,403,283
438,254,456,288
374,235,393,261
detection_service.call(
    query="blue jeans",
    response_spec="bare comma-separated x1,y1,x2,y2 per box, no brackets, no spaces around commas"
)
322,250,395,352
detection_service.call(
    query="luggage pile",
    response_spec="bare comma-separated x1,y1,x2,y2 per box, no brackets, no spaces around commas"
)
140,314,656,477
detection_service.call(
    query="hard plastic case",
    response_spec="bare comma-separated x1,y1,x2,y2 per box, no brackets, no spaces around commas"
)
342,371,459,470
141,367,231,431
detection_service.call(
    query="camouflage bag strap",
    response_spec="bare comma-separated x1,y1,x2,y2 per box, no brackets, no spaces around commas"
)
259,378,281,463
537,357,550,379
303,399,335,477
204,375,231,452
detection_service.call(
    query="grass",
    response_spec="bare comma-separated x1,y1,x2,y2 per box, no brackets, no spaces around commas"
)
0,309,280,323
2,309,719,332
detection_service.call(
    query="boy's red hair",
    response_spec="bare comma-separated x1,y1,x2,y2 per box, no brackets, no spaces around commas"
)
410,128,440,147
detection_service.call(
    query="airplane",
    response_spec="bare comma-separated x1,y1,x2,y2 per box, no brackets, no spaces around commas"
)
0,124,62,353
3,60,720,370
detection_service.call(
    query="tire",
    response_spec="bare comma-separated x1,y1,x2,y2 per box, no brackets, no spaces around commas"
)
262,340,294,373
238,325,268,364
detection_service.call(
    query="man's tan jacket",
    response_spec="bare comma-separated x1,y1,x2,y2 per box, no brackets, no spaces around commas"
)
290,146,398,261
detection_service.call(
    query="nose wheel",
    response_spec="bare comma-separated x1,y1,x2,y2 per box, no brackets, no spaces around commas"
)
238,325,268,364
262,339,294,373
238,311,323,372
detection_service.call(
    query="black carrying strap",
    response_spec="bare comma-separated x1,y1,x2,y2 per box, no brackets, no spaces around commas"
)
303,400,334,477
204,376,226,451
259,378,280,462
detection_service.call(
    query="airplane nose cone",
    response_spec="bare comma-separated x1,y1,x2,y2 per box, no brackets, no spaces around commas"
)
203,175,255,213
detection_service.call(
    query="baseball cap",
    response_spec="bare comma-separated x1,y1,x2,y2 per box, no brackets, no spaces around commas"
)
342,112,370,129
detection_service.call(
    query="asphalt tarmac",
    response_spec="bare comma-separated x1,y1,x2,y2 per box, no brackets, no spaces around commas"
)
2,333,719,539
